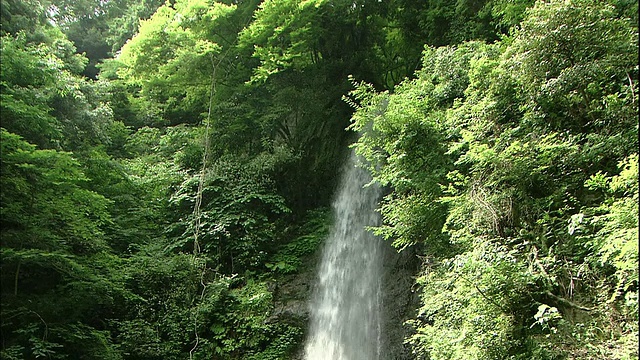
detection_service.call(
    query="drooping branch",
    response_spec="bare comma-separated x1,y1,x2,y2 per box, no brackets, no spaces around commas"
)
544,291,593,312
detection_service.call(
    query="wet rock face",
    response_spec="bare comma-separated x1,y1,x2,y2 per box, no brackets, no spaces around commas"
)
269,256,318,360
381,243,421,360
270,269,314,325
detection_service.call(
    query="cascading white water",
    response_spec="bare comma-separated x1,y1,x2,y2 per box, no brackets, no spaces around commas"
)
305,150,383,360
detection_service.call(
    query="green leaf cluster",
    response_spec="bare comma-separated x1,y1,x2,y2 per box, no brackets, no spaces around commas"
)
350,0,638,358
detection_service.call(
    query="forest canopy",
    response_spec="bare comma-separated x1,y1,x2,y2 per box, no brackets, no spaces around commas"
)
0,0,637,359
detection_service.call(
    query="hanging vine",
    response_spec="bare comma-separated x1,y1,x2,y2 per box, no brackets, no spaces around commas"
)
188,52,216,360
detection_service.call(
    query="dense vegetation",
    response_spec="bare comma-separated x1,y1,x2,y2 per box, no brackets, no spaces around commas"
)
0,0,637,359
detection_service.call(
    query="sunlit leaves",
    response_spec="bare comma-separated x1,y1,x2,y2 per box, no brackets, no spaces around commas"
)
350,1,638,359
116,0,236,125
507,0,638,132
238,0,325,82
118,0,233,82
588,155,639,302
408,241,531,360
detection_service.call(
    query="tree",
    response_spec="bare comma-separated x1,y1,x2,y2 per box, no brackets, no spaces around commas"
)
349,1,638,358
0,130,127,359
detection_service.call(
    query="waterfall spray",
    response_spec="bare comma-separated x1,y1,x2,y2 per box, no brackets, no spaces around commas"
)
304,150,383,360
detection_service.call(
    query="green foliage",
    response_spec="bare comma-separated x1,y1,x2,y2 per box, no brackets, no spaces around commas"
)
168,153,292,274
110,250,303,359
0,129,110,254
507,0,638,135
266,208,330,274
585,155,639,305
407,242,536,360
117,0,236,125
2,0,637,358
351,0,638,359
1,28,126,152
0,0,53,36
0,129,131,359
348,42,492,250
104,0,167,53
238,0,327,82
0,34,65,148
110,252,203,359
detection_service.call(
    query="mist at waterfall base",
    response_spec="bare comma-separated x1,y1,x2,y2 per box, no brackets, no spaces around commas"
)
304,151,384,360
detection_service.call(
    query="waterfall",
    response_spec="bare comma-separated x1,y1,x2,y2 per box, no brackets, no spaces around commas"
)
305,150,383,360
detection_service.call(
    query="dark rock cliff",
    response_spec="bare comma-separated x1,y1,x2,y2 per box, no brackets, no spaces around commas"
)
381,243,421,360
